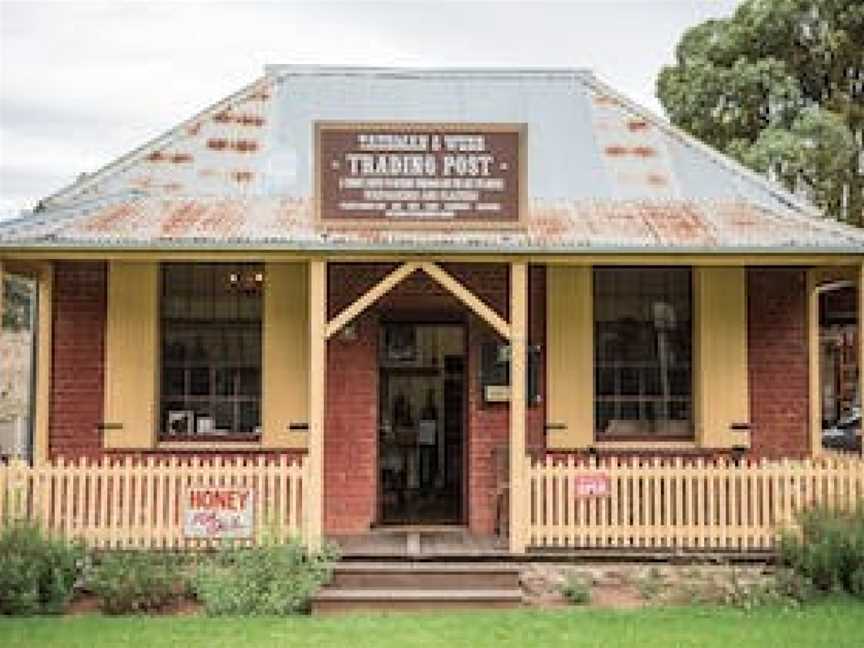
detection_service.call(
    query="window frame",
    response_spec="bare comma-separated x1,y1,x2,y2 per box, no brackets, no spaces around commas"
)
157,263,264,443
592,266,695,442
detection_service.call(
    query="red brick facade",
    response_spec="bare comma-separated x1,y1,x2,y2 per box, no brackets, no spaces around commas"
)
49,262,107,459
44,262,816,533
747,268,810,459
323,264,545,535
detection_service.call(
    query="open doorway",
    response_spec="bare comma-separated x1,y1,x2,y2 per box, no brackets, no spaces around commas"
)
378,323,466,525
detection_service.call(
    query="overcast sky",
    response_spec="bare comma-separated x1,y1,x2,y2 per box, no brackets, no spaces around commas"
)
0,0,740,219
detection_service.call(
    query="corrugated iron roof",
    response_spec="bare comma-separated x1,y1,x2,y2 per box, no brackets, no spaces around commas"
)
3,197,863,254
1,66,862,254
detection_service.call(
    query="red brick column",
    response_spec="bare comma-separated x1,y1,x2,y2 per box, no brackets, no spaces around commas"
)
747,268,810,459
466,265,545,535
49,262,107,459
323,311,379,534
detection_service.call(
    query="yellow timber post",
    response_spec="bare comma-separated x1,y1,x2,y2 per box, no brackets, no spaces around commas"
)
807,270,822,457
33,263,53,465
306,260,326,549
509,262,528,554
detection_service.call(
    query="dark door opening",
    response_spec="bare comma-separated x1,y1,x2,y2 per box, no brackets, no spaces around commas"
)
378,323,466,525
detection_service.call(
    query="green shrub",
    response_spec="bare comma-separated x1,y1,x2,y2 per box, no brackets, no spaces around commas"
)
88,552,191,614
192,538,337,616
0,521,84,615
720,568,803,610
778,505,864,598
772,567,817,603
560,575,591,605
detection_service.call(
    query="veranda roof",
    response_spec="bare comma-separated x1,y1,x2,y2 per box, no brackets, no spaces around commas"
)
2,66,863,254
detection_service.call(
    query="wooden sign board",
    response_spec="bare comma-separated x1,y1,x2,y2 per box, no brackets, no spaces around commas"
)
316,122,524,226
183,487,254,539
574,475,610,498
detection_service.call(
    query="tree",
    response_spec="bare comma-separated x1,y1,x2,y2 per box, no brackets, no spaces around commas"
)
658,0,864,226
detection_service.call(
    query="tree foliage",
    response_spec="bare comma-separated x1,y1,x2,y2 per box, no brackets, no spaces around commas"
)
658,0,864,225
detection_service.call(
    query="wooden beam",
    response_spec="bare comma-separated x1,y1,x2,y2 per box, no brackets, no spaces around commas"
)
807,270,822,457
4,249,863,268
419,262,512,340
325,262,420,339
306,260,326,548
33,263,52,465
509,262,528,554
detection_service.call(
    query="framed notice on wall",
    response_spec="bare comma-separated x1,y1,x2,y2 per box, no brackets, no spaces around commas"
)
315,122,525,226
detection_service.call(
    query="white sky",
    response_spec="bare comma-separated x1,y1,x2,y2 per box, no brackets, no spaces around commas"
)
0,0,741,219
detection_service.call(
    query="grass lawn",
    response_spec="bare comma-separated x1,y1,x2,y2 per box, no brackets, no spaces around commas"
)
1,599,862,647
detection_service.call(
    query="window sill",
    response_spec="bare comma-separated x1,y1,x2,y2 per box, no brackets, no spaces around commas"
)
592,440,699,451
156,441,266,451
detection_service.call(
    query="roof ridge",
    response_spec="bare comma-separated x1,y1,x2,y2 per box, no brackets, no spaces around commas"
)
37,75,275,211
264,64,594,78
577,72,824,220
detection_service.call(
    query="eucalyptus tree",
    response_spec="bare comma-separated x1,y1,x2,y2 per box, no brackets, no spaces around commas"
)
658,0,864,225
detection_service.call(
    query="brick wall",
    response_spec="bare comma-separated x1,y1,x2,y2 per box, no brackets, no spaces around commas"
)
49,262,107,459
747,268,810,459
323,310,379,534
323,263,545,535
44,261,815,533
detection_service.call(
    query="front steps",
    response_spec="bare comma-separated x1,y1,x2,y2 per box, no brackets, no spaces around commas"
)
311,561,524,614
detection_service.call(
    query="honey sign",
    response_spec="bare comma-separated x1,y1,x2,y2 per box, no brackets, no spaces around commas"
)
183,487,254,539
317,122,523,224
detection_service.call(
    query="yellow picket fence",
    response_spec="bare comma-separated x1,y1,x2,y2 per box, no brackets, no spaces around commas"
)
526,456,864,552
0,456,306,549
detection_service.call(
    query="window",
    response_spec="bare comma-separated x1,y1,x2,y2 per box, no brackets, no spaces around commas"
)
160,264,263,441
594,268,693,440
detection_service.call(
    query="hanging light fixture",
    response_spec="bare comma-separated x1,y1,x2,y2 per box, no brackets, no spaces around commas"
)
227,267,264,294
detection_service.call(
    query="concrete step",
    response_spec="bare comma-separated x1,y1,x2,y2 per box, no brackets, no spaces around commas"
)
311,587,524,614
330,561,522,590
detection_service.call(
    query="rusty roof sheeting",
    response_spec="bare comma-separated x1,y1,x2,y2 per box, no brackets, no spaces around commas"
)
1,66,861,254
3,197,863,253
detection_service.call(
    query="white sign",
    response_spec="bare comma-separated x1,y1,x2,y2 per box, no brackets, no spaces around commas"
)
184,487,254,539
574,475,611,498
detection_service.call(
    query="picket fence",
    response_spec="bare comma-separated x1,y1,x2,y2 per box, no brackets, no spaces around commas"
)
526,456,864,551
4,455,864,554
0,456,306,549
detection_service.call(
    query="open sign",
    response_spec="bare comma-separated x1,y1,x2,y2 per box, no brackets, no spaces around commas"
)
574,475,610,498
183,487,254,539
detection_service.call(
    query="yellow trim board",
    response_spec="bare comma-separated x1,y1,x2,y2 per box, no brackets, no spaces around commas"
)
103,262,158,450
263,263,309,448
545,265,593,449
3,249,862,267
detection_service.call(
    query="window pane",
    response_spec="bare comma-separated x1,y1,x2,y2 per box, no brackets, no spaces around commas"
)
594,267,693,439
160,263,263,440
